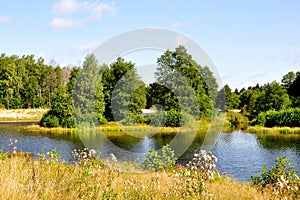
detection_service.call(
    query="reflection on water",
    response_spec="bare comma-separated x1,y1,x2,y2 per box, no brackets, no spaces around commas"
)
0,122,299,181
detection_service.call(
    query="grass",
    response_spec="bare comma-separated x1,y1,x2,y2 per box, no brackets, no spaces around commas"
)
0,153,278,200
0,108,48,121
23,119,212,136
246,126,300,135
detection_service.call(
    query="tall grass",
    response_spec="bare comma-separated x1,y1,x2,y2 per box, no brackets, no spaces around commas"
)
247,126,300,135
0,152,277,200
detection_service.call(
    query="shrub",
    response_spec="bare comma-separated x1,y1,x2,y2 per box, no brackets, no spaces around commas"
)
251,157,299,197
226,111,249,129
40,113,60,127
143,144,177,171
166,110,182,127
254,108,300,127
60,116,75,128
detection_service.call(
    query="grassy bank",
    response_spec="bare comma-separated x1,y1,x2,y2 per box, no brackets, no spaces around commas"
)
23,119,214,135
0,109,48,121
0,153,277,200
246,126,300,135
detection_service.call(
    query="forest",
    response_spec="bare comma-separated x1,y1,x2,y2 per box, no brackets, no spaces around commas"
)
0,46,299,128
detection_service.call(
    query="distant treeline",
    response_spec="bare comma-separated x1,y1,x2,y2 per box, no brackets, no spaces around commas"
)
222,71,300,120
0,53,72,109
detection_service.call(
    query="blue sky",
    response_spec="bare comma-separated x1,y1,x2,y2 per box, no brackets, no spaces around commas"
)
0,0,300,89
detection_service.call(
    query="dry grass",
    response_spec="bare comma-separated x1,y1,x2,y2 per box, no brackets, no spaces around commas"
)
0,154,277,200
0,109,48,121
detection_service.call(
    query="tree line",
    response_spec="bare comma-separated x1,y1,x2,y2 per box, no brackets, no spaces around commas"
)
219,71,300,121
1,45,299,128
0,53,71,109
39,46,219,128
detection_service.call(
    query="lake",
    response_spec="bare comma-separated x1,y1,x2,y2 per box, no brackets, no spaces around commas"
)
0,122,299,181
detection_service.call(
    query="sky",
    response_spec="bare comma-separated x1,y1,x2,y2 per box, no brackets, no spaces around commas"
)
0,0,300,89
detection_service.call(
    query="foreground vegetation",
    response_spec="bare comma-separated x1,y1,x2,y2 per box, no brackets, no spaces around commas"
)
1,145,298,200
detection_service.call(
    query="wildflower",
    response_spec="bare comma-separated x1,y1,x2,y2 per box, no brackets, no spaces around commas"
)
109,153,117,162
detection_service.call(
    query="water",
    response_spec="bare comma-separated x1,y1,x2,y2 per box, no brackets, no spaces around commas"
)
0,122,299,181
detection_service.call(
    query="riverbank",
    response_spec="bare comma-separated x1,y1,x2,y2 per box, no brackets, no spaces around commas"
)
0,109,48,121
246,126,300,135
0,152,278,200
3,108,300,135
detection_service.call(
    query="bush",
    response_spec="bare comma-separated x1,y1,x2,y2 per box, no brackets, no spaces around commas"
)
226,111,249,129
254,108,300,127
251,157,299,197
60,116,75,128
143,144,177,171
166,110,182,127
40,113,60,127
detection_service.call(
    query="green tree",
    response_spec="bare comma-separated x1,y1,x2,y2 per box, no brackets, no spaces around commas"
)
282,71,296,89
40,85,74,128
102,57,146,123
73,54,106,127
287,71,300,107
255,81,291,113
0,54,17,109
154,45,216,116
216,84,240,111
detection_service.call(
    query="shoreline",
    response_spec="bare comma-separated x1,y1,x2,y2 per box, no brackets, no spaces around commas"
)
1,109,300,135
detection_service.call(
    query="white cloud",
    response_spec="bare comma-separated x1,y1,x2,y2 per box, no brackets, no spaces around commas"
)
46,0,116,30
0,16,12,22
46,18,81,30
53,0,79,15
72,40,100,52
171,22,182,29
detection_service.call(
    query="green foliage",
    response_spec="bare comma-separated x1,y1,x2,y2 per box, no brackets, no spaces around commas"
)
47,148,60,161
0,54,63,109
253,108,300,127
248,81,291,115
226,111,249,129
143,144,177,171
40,113,60,127
40,85,75,128
216,84,240,111
102,57,146,122
152,46,216,117
0,149,8,160
166,110,182,127
73,54,104,127
251,157,299,197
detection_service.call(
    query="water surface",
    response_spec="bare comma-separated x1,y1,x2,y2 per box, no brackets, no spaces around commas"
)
0,122,299,181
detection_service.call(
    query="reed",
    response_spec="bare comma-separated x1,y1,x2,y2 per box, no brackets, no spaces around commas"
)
246,126,300,135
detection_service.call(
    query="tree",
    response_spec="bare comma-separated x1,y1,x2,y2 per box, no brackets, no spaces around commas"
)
0,54,17,109
281,71,296,88
154,45,216,116
102,57,146,122
255,81,291,113
73,54,106,126
40,85,74,128
216,84,240,111
287,71,300,107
